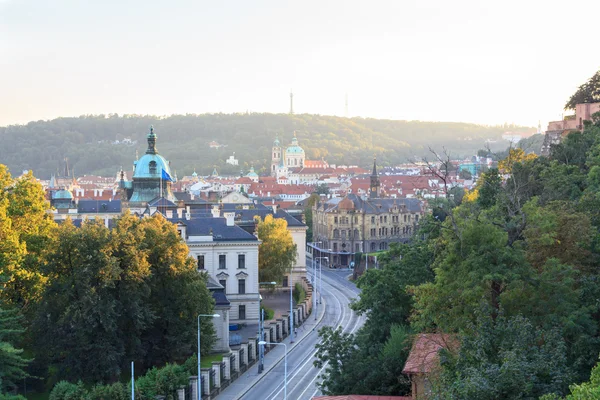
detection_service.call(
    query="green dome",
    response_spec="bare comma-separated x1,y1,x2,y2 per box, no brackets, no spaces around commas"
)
273,137,281,147
133,153,172,179
286,145,305,154
53,189,73,200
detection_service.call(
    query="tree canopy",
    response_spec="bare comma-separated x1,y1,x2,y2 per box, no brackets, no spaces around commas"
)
565,69,600,110
256,214,297,283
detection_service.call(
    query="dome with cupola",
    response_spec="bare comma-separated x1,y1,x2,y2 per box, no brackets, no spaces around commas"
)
285,132,305,155
132,126,173,179
53,188,73,200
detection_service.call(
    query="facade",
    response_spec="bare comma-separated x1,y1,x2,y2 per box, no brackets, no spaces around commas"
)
312,160,424,267
541,102,600,155
175,214,260,326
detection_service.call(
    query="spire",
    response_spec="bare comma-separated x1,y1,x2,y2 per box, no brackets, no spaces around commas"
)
372,156,378,176
146,125,157,155
370,155,381,199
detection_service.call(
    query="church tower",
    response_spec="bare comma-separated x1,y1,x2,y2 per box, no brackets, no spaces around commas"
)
370,156,381,199
271,135,282,177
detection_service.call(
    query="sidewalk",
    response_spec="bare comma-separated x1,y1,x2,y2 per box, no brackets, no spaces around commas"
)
216,294,327,400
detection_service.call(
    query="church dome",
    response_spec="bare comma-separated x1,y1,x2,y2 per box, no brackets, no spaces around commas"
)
132,125,173,179
286,132,304,154
133,154,172,179
246,166,259,178
53,189,73,200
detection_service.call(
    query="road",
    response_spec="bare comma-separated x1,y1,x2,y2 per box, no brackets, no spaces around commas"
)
217,262,365,400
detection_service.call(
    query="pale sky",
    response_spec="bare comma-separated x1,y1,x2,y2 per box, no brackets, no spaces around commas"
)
0,0,598,128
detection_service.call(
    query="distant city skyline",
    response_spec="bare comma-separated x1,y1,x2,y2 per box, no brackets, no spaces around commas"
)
1,0,598,128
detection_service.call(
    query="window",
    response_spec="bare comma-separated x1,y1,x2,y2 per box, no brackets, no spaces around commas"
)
370,242,376,251
334,216,338,224
333,229,339,239
219,254,226,269
283,276,288,287
371,216,375,224
404,215,407,222
384,216,387,223
415,215,419,222
219,279,227,293
197,255,205,270
371,228,376,237
149,161,157,174
238,279,246,294
239,305,246,320
341,230,346,240
238,254,246,269
333,242,338,251
355,243,360,252
354,229,360,239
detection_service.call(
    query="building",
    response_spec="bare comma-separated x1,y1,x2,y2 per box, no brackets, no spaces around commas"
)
173,213,260,327
312,159,424,267
541,102,600,155
119,126,177,209
402,334,458,399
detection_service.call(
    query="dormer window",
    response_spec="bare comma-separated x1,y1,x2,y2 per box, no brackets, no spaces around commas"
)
149,161,157,174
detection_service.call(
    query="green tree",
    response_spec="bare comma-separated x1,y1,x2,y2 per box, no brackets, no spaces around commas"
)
0,304,29,394
256,214,297,283
565,69,600,110
431,312,572,399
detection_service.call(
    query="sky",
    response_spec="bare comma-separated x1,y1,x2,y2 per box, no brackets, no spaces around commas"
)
0,0,598,128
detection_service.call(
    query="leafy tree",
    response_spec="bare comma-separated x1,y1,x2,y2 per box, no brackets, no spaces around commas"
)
0,304,29,394
315,183,330,195
256,214,297,283
430,312,572,399
458,169,472,180
565,69,600,110
304,193,320,243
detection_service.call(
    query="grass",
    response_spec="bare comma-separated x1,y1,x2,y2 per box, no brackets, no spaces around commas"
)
201,352,228,368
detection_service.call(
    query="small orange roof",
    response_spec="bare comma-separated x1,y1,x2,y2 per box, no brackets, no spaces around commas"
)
402,334,457,375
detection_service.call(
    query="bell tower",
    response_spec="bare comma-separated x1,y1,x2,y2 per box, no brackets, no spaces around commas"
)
271,134,282,177
370,156,381,199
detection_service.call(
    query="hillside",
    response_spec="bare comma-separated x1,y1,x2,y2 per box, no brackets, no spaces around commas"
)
0,113,533,179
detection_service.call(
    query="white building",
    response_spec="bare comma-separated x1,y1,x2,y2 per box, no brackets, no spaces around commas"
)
175,212,260,329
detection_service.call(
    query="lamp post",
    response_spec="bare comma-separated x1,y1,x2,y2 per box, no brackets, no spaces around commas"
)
289,273,294,343
259,341,288,400
258,281,276,374
310,242,322,320
197,314,219,400
315,256,329,307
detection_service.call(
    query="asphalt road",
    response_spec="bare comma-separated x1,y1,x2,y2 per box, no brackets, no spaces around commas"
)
218,262,365,400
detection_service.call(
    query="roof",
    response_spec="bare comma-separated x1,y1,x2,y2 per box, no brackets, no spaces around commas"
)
77,199,121,213
133,153,172,179
402,334,457,375
147,197,177,208
53,189,73,199
170,217,258,242
234,207,306,228
323,194,422,214
313,396,411,400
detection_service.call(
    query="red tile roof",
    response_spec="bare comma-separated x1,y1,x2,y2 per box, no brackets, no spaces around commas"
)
402,334,457,375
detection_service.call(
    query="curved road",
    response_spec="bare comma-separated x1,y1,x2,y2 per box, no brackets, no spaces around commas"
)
218,263,364,400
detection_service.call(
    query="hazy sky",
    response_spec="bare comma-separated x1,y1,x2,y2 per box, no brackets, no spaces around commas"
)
1,0,598,128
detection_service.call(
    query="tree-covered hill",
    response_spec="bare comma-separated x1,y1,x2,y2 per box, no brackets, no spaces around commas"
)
0,113,533,179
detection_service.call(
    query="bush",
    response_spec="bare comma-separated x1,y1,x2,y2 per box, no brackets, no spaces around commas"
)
293,282,306,304
49,380,88,400
88,382,128,400
0,394,26,400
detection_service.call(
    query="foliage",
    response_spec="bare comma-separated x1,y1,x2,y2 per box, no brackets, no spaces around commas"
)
49,381,88,400
0,305,29,393
0,114,530,179
33,214,215,383
314,325,411,396
497,148,537,174
256,214,297,283
430,312,572,399
293,282,305,304
304,193,320,243
565,69,600,110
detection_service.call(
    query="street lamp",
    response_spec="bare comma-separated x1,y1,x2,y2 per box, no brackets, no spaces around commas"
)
259,341,288,400
258,281,276,374
290,273,294,343
309,242,322,320
197,313,219,400
314,256,328,311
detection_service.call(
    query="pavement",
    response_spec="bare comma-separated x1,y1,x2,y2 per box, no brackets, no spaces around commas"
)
217,287,327,400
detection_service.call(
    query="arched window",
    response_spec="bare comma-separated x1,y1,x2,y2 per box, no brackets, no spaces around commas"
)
333,229,339,239
370,242,376,251
149,161,157,174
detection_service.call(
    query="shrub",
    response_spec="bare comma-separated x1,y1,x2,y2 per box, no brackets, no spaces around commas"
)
49,380,88,400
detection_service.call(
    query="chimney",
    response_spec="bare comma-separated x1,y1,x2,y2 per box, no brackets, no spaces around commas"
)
224,212,235,226
272,204,278,214
211,205,220,218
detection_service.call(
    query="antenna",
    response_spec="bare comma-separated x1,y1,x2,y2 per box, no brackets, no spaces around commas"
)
289,89,294,115
345,93,348,117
